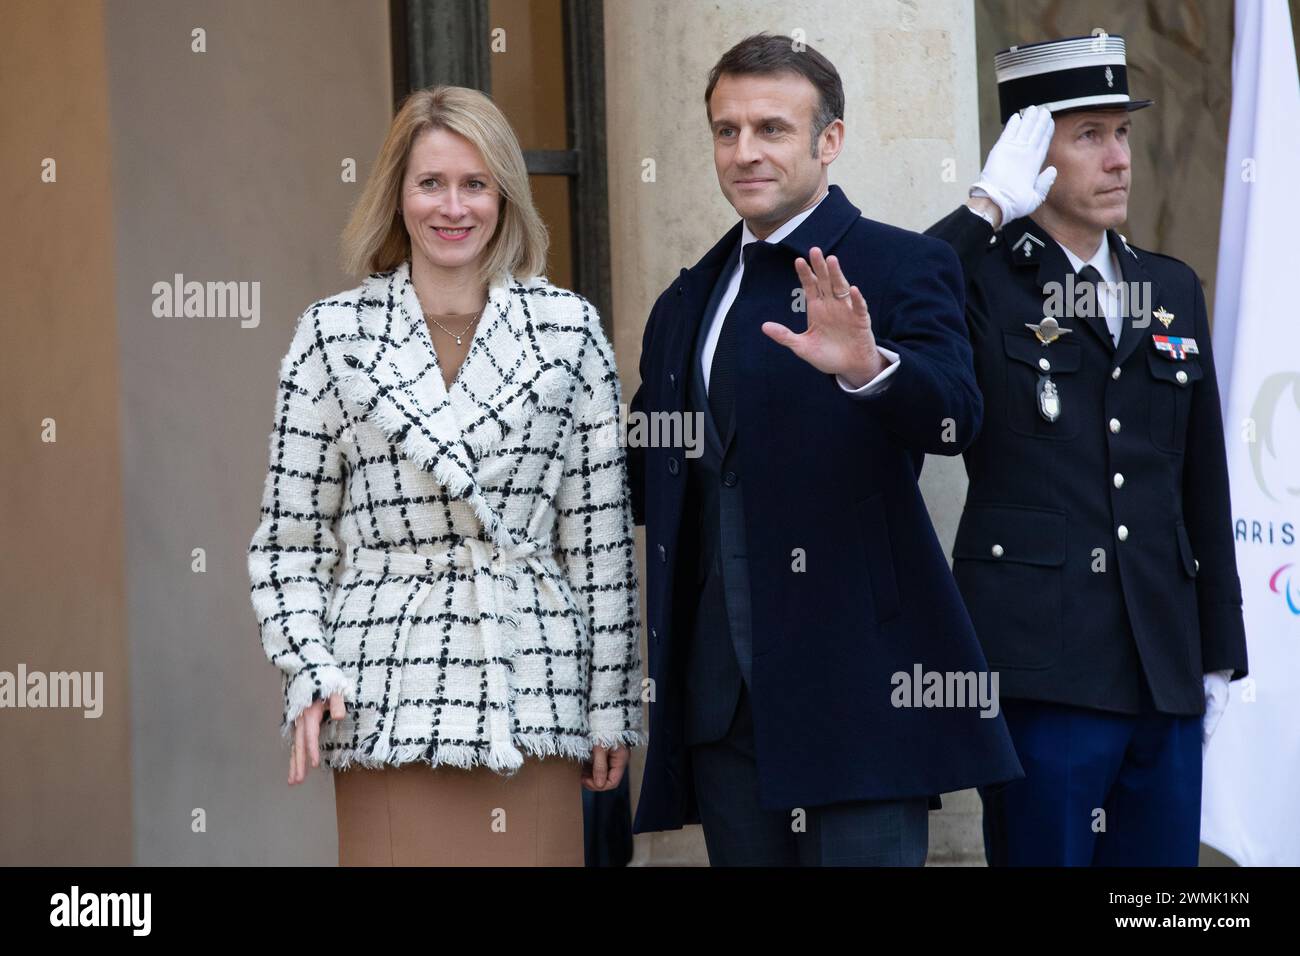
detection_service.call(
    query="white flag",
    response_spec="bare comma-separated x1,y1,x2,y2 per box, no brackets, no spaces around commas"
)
1201,0,1300,866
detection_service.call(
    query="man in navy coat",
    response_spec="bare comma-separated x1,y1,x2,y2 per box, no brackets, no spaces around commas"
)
627,33,1023,865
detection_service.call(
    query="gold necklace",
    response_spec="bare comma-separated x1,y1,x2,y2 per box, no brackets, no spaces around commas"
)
424,310,481,346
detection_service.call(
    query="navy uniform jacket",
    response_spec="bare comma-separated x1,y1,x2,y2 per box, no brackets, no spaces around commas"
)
926,207,1249,715
629,185,1023,834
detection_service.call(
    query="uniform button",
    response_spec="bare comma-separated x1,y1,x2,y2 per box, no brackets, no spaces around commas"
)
1109,418,1121,434
1038,358,1051,372
723,471,738,487
667,457,679,475
657,543,666,562
651,627,657,640
669,372,677,389
1195,559,1200,572
1112,367,1122,380
991,544,1004,558
1117,525,1129,542
1176,369,1189,385
1113,472,1125,489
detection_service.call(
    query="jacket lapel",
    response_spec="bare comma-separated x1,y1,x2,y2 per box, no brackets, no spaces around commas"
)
673,224,744,441
772,183,862,262
690,240,741,457
1111,230,1163,369
334,260,571,546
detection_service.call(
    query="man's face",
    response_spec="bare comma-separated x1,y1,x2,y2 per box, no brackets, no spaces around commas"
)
708,71,840,233
1040,109,1132,232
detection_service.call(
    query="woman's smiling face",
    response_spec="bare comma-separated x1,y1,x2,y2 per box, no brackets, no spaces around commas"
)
400,127,501,277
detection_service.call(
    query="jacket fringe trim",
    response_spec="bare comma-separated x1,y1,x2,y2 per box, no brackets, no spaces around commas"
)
323,730,644,773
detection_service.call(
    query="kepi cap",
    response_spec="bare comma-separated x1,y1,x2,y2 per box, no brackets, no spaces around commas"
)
995,33,1153,123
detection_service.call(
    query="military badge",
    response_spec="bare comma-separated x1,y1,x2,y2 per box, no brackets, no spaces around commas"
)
1025,316,1074,345
1012,232,1045,259
1038,374,1061,423
1153,335,1198,360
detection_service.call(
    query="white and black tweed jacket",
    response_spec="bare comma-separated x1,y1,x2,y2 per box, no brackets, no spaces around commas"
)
247,258,644,772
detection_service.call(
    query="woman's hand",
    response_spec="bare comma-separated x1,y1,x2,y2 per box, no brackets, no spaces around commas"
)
581,744,629,792
289,692,346,785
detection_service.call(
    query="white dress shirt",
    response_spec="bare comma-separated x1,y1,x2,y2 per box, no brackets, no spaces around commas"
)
700,189,900,396
1055,235,1124,346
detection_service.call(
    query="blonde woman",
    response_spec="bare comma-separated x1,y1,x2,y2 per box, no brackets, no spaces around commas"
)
247,86,643,866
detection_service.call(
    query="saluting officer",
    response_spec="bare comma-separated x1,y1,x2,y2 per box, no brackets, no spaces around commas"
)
927,33,1249,866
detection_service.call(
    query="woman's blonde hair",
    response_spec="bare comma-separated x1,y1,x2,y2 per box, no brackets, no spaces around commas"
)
340,85,548,287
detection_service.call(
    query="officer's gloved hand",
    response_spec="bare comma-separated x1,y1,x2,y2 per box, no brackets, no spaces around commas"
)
1202,669,1233,754
971,104,1058,224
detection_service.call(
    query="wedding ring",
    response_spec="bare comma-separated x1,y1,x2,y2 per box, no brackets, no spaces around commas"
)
833,288,852,299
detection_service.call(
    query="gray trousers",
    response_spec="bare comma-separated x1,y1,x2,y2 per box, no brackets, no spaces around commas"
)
689,682,929,866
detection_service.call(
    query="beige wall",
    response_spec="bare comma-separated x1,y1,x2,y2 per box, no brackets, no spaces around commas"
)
602,0,985,866
0,0,392,865
0,0,131,866
101,0,392,864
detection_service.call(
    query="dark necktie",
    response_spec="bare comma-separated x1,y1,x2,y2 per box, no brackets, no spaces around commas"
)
707,242,763,437
1076,264,1114,348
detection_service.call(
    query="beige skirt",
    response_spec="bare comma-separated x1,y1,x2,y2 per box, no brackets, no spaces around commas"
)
333,756,585,866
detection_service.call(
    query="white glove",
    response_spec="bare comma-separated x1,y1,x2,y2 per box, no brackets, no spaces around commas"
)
971,104,1058,225
1202,669,1232,753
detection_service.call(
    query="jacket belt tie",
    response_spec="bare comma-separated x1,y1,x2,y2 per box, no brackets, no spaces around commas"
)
341,539,561,771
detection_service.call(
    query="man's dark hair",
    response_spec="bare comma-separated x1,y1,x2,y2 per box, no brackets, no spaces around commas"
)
704,32,845,156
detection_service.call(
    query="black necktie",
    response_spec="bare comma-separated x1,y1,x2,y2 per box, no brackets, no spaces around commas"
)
708,242,763,438
1076,264,1114,348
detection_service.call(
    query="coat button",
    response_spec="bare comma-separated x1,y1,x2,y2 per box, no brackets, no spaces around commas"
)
1038,357,1051,371
657,543,666,562
1117,525,1129,542
722,471,738,487
1113,472,1125,489
991,544,1004,557
1176,369,1189,385
1109,418,1121,433
651,626,658,640
1195,559,1200,572
669,372,677,389
667,457,679,475
1112,367,1122,380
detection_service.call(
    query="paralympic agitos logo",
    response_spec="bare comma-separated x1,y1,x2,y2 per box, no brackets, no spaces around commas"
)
1268,565,1300,616
1239,374,1300,615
